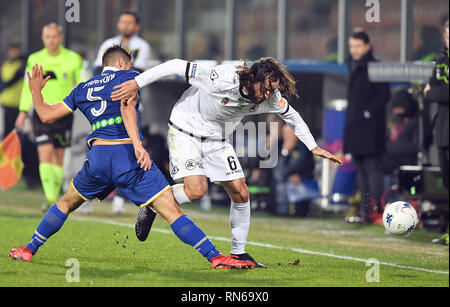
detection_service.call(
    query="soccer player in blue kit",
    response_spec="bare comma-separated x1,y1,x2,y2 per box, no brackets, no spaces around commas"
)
9,46,255,270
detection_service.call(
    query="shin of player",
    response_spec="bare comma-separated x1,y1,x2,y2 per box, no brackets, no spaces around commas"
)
172,177,251,258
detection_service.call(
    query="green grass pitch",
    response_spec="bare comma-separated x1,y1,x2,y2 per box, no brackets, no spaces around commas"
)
0,182,448,287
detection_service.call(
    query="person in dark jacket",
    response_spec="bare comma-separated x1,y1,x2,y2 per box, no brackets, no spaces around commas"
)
382,88,419,175
343,31,391,223
425,19,449,246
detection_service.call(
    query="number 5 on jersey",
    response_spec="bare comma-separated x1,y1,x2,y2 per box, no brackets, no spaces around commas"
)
88,86,107,117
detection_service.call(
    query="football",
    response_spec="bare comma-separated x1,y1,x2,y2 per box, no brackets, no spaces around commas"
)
383,201,419,235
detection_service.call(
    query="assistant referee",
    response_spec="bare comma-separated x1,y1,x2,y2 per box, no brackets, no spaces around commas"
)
15,23,84,210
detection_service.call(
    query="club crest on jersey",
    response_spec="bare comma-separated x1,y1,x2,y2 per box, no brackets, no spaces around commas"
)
185,159,197,170
221,98,230,105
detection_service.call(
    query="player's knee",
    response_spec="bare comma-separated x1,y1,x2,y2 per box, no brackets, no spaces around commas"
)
187,187,207,202
57,186,86,214
235,187,249,203
185,182,208,201
57,197,81,215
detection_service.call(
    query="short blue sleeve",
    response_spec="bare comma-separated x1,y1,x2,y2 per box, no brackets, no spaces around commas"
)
120,70,141,100
121,70,140,83
62,85,79,112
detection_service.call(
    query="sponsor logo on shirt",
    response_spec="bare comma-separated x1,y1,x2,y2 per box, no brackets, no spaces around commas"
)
221,97,230,105
92,116,123,132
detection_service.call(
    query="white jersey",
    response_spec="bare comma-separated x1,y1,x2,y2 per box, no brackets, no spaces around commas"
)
94,35,151,70
169,62,318,151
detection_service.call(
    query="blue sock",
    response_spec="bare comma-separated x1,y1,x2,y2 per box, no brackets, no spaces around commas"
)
170,215,220,261
26,204,68,253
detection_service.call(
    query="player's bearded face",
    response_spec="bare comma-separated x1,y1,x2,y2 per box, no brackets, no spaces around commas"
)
250,78,280,104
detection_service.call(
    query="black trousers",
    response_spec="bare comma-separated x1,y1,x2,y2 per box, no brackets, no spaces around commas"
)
1,105,19,139
353,154,384,216
438,146,449,191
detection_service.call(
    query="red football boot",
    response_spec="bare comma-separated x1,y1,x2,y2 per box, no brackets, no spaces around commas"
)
209,253,255,269
9,246,34,262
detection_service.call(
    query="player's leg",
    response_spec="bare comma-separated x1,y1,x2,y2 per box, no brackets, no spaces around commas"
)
222,178,250,254
221,179,266,268
9,185,85,261
149,188,254,269
203,142,265,267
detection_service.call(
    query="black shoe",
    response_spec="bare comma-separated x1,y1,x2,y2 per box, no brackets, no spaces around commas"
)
229,253,267,268
135,205,157,242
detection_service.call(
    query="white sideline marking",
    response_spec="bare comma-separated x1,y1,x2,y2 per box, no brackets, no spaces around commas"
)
72,216,449,275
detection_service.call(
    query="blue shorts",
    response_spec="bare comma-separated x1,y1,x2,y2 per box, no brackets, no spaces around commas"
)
72,144,170,207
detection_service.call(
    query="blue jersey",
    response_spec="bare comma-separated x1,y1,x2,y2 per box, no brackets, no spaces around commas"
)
62,67,142,148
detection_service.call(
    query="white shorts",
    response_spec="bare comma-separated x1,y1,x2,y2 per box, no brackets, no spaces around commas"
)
167,125,244,182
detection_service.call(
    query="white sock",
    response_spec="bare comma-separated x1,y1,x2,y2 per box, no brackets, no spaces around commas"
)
172,184,192,205
230,200,251,255
112,196,125,213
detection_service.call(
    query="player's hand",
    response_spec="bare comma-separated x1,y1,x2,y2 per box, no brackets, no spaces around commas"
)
134,144,152,171
424,83,431,96
111,80,139,102
15,112,27,132
311,147,343,165
27,64,51,93
121,92,140,107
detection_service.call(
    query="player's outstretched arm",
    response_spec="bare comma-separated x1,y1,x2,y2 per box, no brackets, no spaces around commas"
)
120,94,152,171
278,100,343,165
27,64,71,124
111,59,188,101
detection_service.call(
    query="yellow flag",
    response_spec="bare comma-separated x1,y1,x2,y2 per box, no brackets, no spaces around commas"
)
0,130,24,191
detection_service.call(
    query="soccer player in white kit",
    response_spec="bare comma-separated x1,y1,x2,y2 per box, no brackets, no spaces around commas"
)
112,57,343,267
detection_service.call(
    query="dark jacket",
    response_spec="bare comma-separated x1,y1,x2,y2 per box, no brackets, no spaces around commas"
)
382,89,419,173
344,50,391,156
425,48,449,148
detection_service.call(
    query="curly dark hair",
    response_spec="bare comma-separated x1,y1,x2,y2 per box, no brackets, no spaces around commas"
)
236,57,298,98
